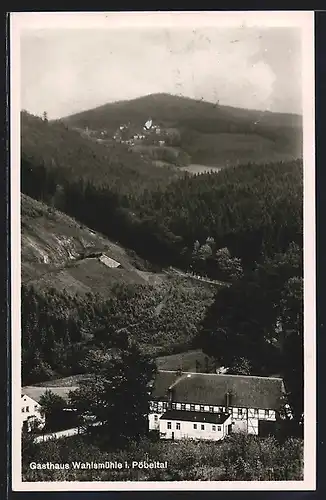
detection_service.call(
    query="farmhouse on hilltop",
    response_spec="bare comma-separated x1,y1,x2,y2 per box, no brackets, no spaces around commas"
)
149,370,288,441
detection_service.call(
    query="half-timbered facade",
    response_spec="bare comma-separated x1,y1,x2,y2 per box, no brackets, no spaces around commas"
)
149,371,286,438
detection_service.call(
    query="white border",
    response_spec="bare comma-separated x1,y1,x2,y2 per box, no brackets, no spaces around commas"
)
10,11,316,492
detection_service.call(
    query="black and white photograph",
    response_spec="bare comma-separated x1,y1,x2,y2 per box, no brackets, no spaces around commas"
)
10,11,315,491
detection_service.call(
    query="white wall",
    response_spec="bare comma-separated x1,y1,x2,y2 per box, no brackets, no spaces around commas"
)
21,395,45,431
149,399,277,437
159,417,232,441
149,413,160,431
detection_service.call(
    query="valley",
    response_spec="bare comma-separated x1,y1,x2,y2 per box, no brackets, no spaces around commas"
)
20,93,303,469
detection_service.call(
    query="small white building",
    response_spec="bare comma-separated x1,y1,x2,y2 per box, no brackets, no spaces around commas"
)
98,254,121,268
144,119,153,130
21,386,78,431
21,393,45,432
159,410,232,441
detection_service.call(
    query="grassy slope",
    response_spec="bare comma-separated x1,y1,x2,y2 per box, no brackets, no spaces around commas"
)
62,93,303,167
22,194,165,296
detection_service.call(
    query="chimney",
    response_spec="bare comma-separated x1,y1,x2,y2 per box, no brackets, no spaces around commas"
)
225,391,232,413
168,387,175,409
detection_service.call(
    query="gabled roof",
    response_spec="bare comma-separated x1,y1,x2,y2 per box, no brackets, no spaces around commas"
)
21,386,79,404
160,410,230,424
151,370,285,410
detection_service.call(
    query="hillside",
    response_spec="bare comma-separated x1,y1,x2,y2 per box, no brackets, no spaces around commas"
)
21,110,182,200
62,93,303,167
21,194,165,296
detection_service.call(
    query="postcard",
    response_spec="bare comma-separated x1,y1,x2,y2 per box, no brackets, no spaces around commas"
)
10,10,315,491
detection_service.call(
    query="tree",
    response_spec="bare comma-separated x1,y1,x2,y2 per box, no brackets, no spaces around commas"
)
228,357,252,375
39,390,66,431
279,277,303,422
199,242,302,377
69,340,156,447
214,247,243,281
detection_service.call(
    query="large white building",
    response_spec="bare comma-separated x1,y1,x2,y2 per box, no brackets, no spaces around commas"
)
149,370,287,440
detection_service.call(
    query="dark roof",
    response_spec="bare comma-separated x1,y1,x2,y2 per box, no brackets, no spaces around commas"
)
21,386,78,404
160,410,230,424
151,371,285,410
150,371,181,401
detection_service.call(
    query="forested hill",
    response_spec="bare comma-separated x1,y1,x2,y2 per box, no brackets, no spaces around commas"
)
62,93,303,166
21,109,302,271
21,110,182,202
63,92,302,133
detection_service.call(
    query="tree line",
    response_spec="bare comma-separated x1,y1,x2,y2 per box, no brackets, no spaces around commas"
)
21,111,302,272
21,279,214,385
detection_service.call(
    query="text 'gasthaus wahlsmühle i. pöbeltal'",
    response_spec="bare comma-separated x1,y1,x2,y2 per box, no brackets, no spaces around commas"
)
29,461,168,470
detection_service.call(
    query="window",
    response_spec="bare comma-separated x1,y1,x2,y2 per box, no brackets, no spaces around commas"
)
26,406,29,413
34,405,38,411
200,405,205,412
209,406,214,412
193,424,197,429
265,409,269,417
238,409,242,416
154,415,158,421
201,424,205,430
172,403,176,410
167,422,172,429
190,404,195,411
217,426,222,431
181,404,186,410
254,409,258,416
176,423,181,430
163,402,168,410
22,407,25,413
212,425,216,431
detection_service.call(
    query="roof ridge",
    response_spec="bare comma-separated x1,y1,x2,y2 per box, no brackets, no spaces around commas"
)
158,370,283,381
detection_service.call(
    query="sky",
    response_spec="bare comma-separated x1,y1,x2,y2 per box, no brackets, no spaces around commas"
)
19,19,303,120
